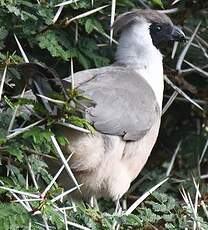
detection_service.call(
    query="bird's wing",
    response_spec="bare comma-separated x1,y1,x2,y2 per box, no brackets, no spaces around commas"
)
15,63,160,141
65,66,160,141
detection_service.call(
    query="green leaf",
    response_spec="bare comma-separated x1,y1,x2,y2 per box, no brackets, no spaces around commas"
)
44,204,65,229
56,135,69,146
84,18,104,34
151,0,164,8
117,0,136,7
121,214,142,226
137,208,161,223
77,51,91,69
0,128,6,144
85,19,94,33
7,165,26,186
165,223,177,229
4,96,15,109
37,31,71,61
23,127,53,144
15,98,35,107
0,26,8,49
93,55,110,67
67,115,95,133
0,203,30,230
6,145,24,162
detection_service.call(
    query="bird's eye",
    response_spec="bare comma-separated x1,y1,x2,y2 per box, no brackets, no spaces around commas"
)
155,25,162,32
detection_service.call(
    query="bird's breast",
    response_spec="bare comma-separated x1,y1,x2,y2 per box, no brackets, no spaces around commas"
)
135,58,164,110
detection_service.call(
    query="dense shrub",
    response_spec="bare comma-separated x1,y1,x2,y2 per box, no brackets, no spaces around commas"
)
0,0,207,229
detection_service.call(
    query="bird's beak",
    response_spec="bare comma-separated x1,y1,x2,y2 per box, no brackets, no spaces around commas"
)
171,26,186,42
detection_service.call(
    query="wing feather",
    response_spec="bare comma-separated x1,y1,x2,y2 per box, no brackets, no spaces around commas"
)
66,66,160,141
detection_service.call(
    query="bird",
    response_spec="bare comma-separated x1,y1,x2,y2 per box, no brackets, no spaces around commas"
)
16,9,185,202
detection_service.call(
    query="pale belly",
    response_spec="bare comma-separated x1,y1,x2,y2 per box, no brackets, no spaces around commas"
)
47,119,161,201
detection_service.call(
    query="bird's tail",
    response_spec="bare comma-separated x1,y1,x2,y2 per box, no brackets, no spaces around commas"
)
15,62,70,114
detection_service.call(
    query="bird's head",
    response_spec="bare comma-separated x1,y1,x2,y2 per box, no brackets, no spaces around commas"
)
113,9,186,50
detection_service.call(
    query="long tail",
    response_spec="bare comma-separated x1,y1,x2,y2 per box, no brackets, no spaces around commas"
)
16,62,70,114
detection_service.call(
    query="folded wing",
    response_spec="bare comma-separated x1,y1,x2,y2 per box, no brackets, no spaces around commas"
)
75,67,160,141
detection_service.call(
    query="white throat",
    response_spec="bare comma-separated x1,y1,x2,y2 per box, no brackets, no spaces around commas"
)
115,22,164,110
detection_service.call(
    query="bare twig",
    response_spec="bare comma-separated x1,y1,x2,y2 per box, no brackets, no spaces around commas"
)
164,76,203,111
110,0,116,45
51,184,82,202
199,139,208,165
157,8,179,14
14,34,29,63
176,22,201,71
36,94,65,104
171,42,179,59
33,81,53,113
52,5,64,24
8,86,26,133
162,91,178,115
184,60,208,78
6,119,44,140
0,65,7,101
197,40,208,59
50,135,81,191
42,216,50,230
66,221,91,230
126,178,168,215
65,5,109,25
184,26,208,49
55,0,79,7
57,122,91,133
166,141,182,176
164,95,207,105
94,26,118,44
63,210,69,230
71,58,75,91
11,192,32,212
193,178,208,220
0,186,40,198
137,0,150,9
41,154,72,197
26,157,39,190
172,0,181,5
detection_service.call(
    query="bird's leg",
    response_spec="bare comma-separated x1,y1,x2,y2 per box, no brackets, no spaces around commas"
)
90,196,94,208
122,198,127,211
113,197,122,230
114,198,122,214
70,198,77,212
89,195,99,210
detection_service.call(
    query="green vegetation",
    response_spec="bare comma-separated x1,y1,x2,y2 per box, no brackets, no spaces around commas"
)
0,0,207,229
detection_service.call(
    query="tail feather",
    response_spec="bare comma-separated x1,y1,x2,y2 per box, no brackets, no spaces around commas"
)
16,62,70,114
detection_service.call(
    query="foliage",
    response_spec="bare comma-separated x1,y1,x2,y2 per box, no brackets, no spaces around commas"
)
0,0,207,229
0,203,30,230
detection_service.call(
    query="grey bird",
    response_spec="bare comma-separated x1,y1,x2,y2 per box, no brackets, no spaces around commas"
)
17,9,185,201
